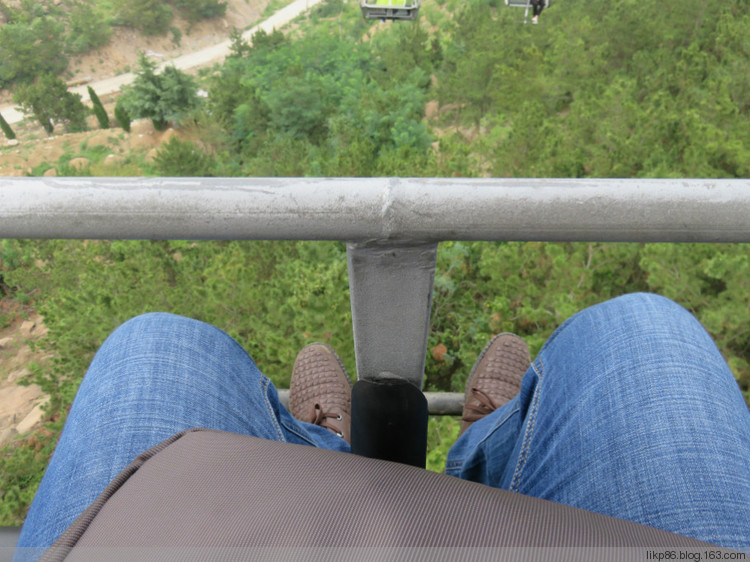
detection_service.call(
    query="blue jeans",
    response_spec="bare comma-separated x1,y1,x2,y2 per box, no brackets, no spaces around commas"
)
17,293,750,553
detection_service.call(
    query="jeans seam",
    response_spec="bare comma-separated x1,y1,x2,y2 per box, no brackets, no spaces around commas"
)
259,375,287,442
509,357,544,492
444,401,521,474
280,418,328,446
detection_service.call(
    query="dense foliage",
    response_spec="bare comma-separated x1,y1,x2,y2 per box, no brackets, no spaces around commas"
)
13,74,88,135
2,0,750,525
66,0,112,54
173,0,228,24
437,0,750,177
0,4,67,89
113,0,227,33
202,25,436,176
118,53,202,131
112,0,173,35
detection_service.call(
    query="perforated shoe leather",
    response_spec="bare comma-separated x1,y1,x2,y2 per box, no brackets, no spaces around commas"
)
290,343,352,443
460,333,530,437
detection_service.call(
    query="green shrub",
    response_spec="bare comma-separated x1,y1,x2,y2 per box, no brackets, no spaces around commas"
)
153,137,215,176
113,0,172,35
170,25,182,46
119,53,201,131
312,0,344,18
426,416,460,473
173,0,227,23
114,100,131,132
13,74,88,135
66,0,112,54
0,18,67,88
0,111,15,140
87,86,110,129
0,432,57,524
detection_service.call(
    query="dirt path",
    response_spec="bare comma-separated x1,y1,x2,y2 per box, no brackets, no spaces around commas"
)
0,0,322,125
0,310,50,448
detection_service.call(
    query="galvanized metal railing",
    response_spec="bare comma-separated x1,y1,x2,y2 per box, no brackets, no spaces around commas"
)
3,177,750,464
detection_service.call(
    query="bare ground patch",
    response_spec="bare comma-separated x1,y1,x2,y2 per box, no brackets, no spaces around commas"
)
0,304,51,448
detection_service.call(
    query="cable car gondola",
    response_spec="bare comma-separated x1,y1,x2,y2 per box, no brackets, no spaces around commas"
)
505,0,549,24
360,0,420,21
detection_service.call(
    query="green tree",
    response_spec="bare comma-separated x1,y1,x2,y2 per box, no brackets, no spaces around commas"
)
248,28,287,52
13,74,88,135
87,86,110,129
0,0,48,26
173,0,227,24
0,18,67,88
0,111,15,140
153,137,215,176
114,100,131,132
265,76,329,141
207,29,287,130
212,29,432,173
311,0,343,18
227,27,252,58
66,0,111,54
113,0,172,35
119,53,201,131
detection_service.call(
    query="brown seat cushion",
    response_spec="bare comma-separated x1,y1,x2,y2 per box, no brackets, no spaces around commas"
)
44,428,717,561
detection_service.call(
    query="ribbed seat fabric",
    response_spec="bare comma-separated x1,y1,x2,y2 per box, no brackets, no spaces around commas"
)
42,428,717,561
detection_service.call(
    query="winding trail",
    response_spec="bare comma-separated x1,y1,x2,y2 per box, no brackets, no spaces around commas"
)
0,0,322,125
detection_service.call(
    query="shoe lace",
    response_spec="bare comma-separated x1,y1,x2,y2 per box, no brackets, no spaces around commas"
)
312,403,344,437
462,388,500,423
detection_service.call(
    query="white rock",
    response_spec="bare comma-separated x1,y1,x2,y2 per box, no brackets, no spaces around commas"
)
20,320,36,336
16,402,47,434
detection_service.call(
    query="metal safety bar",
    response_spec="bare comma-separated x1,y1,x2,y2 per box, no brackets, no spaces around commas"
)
4,178,750,242
277,390,466,415
3,177,750,466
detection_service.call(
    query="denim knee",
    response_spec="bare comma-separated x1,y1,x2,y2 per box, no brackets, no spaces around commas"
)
535,291,736,401
111,312,213,341
88,312,265,392
580,292,693,330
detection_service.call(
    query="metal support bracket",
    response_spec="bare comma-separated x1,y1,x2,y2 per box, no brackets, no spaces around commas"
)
347,241,438,388
346,241,438,465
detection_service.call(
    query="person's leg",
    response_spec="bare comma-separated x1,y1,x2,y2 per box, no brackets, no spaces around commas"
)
446,293,750,549
17,313,349,552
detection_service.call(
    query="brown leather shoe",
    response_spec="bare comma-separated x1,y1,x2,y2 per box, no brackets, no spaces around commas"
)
289,343,352,443
459,333,530,438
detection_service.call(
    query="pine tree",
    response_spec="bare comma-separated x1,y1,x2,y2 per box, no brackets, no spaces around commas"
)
112,0,172,35
114,99,131,132
118,53,200,131
87,86,110,129
0,111,15,140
